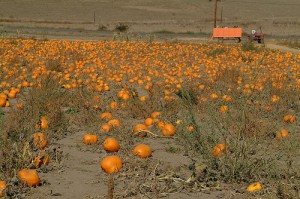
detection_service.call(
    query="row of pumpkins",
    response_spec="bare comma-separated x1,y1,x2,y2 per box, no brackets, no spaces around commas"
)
0,103,295,196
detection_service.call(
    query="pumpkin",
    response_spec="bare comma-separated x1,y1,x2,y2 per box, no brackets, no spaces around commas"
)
186,125,194,132
33,150,49,168
40,116,48,129
212,143,228,156
5,101,10,107
33,133,48,149
100,112,113,121
0,97,6,107
139,96,146,101
101,124,112,132
18,169,40,186
219,105,229,113
7,90,17,99
132,144,152,158
0,181,6,197
0,93,7,100
83,134,98,145
100,156,123,174
161,123,176,136
283,114,295,123
157,121,165,129
144,118,154,126
210,93,218,99
103,138,120,152
133,124,148,137
107,119,121,127
151,111,161,120
247,182,262,192
276,129,289,141
109,101,118,110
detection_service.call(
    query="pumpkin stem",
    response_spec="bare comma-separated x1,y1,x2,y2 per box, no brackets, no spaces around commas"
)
107,174,114,199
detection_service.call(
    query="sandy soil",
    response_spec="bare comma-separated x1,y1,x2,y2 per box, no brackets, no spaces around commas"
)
0,0,300,36
24,130,235,199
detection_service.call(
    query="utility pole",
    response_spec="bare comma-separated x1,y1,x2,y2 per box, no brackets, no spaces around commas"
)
214,0,218,28
221,6,223,27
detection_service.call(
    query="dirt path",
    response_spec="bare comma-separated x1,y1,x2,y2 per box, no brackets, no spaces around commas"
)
265,43,300,54
27,130,106,199
24,129,234,199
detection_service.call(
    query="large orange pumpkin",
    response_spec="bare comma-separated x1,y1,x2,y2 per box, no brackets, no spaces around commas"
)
103,138,120,152
18,169,40,186
100,156,123,174
83,134,98,145
132,144,152,158
161,123,176,136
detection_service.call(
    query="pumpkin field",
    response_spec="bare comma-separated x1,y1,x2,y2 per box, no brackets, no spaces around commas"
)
0,38,299,198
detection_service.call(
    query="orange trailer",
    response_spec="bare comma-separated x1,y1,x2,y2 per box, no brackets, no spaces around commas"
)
212,28,242,43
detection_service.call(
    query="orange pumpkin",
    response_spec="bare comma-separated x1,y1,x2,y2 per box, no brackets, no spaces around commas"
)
100,156,123,174
247,182,262,192
151,112,161,119
33,150,49,168
103,138,120,152
0,97,6,107
161,123,176,136
132,144,152,158
0,181,6,197
144,118,154,126
7,90,17,99
33,133,48,149
219,105,229,113
276,129,289,141
18,169,40,186
107,119,121,127
100,112,113,121
83,134,98,145
186,125,194,132
40,116,48,129
212,143,228,156
133,124,148,137
133,124,148,132
109,101,118,110
157,121,165,129
5,101,10,107
101,124,112,132
283,115,295,123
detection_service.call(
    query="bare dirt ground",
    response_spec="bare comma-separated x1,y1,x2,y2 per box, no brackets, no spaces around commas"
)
25,130,234,199
0,0,300,36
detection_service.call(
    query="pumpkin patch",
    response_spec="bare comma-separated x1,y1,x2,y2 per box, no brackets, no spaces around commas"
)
0,37,299,198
